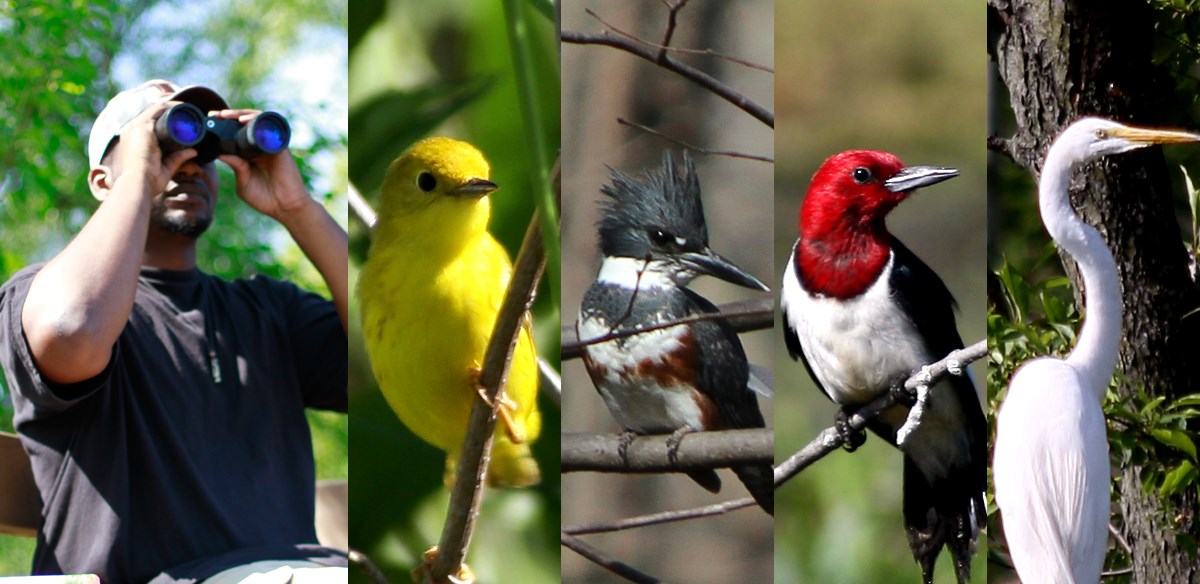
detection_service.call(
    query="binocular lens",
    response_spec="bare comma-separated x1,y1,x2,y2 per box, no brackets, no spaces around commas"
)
167,107,204,144
247,112,290,155
155,103,206,151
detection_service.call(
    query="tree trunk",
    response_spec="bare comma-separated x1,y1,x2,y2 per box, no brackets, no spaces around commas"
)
989,0,1200,581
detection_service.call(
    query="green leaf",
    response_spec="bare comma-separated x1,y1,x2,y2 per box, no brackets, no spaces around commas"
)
1151,427,1198,461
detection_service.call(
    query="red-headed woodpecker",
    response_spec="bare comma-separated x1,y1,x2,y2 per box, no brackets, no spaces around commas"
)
781,150,986,583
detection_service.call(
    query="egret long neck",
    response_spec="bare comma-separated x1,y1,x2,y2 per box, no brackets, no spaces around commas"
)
1039,151,1122,402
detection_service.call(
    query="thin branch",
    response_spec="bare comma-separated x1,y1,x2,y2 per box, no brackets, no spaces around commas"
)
349,183,377,230
563,497,756,535
561,29,773,128
618,118,774,163
987,134,1017,163
1101,522,1134,577
562,429,772,473
584,6,773,73
774,339,988,486
348,549,391,584
561,533,666,584
538,357,562,407
429,212,547,582
561,296,773,360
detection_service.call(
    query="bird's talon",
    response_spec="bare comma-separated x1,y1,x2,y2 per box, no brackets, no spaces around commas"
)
835,410,866,452
617,430,637,463
666,427,691,464
891,383,917,406
946,359,963,376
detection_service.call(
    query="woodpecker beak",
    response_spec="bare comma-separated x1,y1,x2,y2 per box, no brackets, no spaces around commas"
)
1108,126,1200,145
452,178,499,197
883,166,959,193
680,249,770,291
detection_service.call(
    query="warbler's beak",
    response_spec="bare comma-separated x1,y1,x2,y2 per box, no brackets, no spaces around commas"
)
1110,126,1200,145
884,165,960,193
452,178,499,198
680,249,770,292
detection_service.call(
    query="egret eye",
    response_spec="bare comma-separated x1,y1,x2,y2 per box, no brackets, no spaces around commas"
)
1095,129,1108,140
852,167,873,184
417,172,437,192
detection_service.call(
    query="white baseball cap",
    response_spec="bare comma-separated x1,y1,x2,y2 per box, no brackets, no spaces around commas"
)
87,79,229,169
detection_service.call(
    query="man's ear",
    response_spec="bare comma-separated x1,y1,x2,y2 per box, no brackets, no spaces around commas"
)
88,166,114,200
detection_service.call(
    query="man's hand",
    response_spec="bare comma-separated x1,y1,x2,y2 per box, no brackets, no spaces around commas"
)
212,108,349,332
211,109,311,222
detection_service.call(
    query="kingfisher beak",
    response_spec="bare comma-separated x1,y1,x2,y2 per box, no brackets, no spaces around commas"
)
883,166,959,193
680,249,770,292
1110,126,1200,145
452,178,499,198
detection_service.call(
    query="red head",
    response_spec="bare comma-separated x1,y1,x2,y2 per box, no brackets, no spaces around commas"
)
795,150,957,298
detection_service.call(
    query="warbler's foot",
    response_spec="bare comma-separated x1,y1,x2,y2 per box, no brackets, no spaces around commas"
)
835,409,867,452
412,547,475,584
470,367,524,444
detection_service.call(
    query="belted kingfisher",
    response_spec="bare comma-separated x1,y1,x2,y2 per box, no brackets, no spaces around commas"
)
782,150,986,583
576,151,774,515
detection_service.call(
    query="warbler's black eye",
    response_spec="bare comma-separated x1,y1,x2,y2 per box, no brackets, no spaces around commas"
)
417,172,437,192
649,229,674,246
852,167,873,184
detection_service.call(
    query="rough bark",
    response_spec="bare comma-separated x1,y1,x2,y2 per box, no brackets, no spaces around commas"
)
989,0,1200,581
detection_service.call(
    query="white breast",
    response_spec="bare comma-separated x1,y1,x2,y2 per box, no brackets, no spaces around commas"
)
782,250,929,404
577,312,704,434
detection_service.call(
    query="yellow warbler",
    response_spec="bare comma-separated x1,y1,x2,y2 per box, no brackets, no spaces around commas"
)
358,137,541,487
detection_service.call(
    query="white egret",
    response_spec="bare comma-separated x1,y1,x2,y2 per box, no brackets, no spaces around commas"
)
993,117,1200,583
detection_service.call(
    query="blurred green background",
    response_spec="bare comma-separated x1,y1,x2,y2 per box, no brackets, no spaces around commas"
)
346,1,560,583
0,0,348,574
774,1,987,583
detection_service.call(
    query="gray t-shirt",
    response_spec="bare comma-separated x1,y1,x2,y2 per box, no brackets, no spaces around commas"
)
0,264,347,583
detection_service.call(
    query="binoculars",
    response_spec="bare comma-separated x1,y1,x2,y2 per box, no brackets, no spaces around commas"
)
154,103,291,164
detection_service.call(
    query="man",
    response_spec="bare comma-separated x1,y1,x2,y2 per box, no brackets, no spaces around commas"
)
0,80,348,583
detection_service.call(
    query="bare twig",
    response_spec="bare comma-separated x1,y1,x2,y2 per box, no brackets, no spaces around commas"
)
618,118,774,163
584,6,773,73
561,29,773,127
562,428,772,473
561,296,773,360
349,184,377,230
1101,523,1134,577
562,533,666,584
348,549,391,584
774,339,987,486
987,134,1017,163
429,212,546,582
564,497,757,535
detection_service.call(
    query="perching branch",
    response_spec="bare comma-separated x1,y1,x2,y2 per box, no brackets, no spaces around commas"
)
428,212,546,583
561,532,665,584
562,429,772,474
349,183,377,229
774,339,988,487
564,497,757,535
561,296,773,360
561,6,773,128
617,118,774,163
